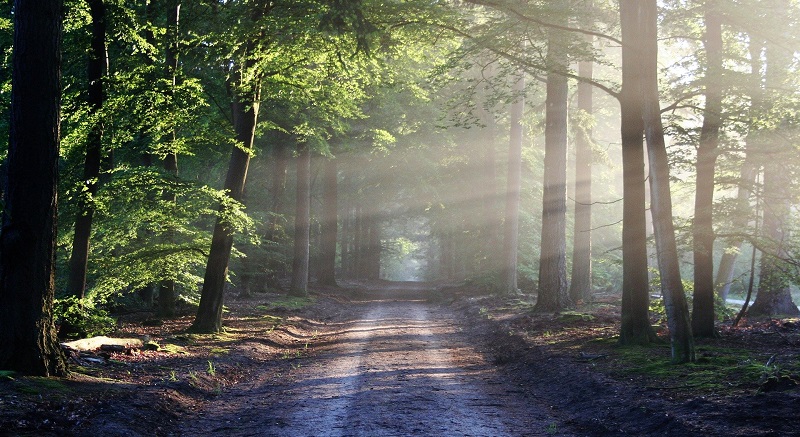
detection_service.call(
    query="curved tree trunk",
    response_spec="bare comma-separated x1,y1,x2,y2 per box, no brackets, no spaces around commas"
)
619,0,656,345
691,4,722,338
0,0,67,376
640,0,694,363
191,87,259,333
66,0,106,299
290,145,312,295
501,73,525,294
535,28,570,312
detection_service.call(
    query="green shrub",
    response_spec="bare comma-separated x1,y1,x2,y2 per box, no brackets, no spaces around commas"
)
54,296,117,340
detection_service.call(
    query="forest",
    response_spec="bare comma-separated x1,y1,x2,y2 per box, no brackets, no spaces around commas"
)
1,0,800,435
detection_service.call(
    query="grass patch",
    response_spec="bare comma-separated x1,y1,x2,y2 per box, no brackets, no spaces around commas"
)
613,344,791,392
15,377,68,395
258,296,316,311
160,343,187,354
210,347,229,355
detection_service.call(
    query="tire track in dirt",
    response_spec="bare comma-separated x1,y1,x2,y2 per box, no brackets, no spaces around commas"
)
181,289,573,436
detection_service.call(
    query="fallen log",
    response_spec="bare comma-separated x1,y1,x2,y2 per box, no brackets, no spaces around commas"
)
61,336,144,352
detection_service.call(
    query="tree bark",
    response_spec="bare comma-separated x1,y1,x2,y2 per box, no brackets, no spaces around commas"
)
191,86,259,333
691,4,722,337
714,39,763,302
568,47,594,305
619,0,657,345
640,0,695,363
0,0,67,376
318,157,339,286
66,0,106,299
158,0,181,317
501,73,525,294
535,29,570,312
750,160,799,316
365,214,381,280
750,35,800,317
290,145,312,295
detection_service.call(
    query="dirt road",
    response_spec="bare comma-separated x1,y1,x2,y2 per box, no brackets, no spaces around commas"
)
181,285,573,436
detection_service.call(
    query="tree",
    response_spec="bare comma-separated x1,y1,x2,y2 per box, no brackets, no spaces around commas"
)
713,38,763,302
66,0,107,299
501,72,525,294
640,0,694,362
535,22,571,312
691,3,722,337
618,0,657,346
318,155,339,287
568,31,594,305
0,0,67,376
749,34,800,317
191,64,260,332
290,144,312,295
158,0,181,317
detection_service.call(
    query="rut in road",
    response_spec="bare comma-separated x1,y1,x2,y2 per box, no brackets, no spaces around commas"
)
183,288,574,436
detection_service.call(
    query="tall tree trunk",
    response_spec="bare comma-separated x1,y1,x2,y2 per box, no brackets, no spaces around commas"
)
569,31,594,305
640,0,694,363
318,157,338,286
714,39,763,302
366,214,381,280
353,203,364,278
340,173,353,278
290,145,311,295
66,0,106,299
0,0,67,376
750,167,799,317
619,0,657,345
260,138,291,290
158,0,181,317
749,35,800,318
691,4,722,337
191,84,259,333
501,73,525,294
535,30,570,312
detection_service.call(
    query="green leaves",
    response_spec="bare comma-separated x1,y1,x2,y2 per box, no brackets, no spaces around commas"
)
73,166,255,301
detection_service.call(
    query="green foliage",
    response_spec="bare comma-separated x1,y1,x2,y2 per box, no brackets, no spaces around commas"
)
53,297,117,340
62,166,256,303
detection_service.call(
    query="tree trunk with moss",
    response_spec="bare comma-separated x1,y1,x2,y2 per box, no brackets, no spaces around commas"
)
0,0,67,376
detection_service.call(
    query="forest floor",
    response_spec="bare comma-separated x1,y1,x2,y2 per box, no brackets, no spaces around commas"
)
0,281,798,436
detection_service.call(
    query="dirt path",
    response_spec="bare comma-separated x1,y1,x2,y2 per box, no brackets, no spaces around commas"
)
180,286,573,436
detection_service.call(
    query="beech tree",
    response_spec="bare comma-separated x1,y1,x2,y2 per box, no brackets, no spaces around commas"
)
66,0,107,299
691,2,723,338
568,37,594,305
640,0,694,362
289,144,312,296
317,155,339,287
749,36,800,317
535,21,570,312
0,0,67,376
501,73,525,294
618,0,657,345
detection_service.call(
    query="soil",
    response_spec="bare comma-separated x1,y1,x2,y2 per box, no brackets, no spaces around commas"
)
1,281,798,436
